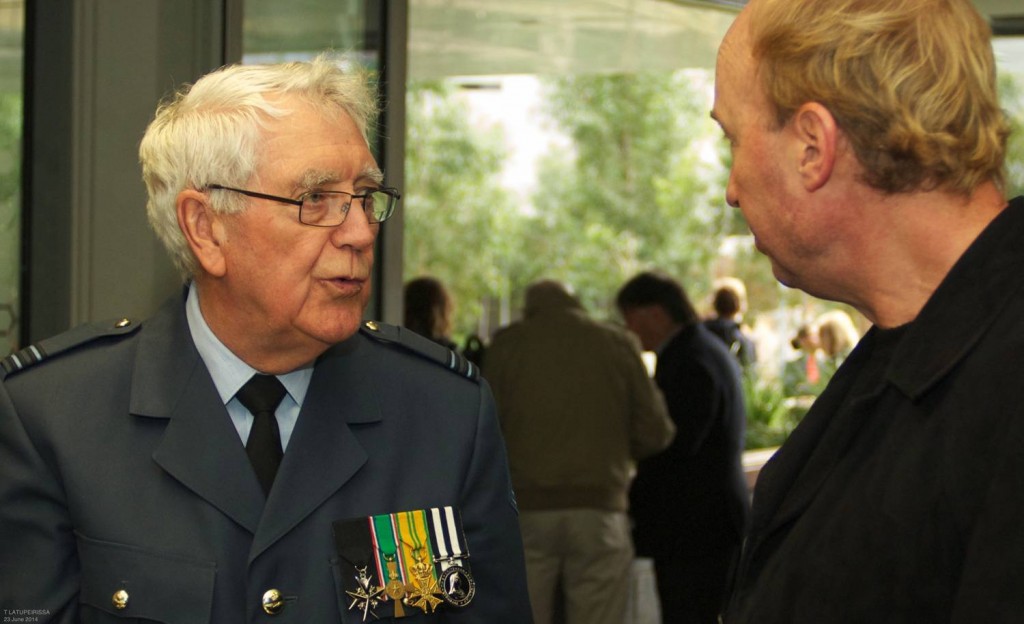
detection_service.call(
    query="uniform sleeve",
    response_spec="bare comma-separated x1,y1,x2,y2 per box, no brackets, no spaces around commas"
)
454,379,533,622
620,337,675,460
0,380,80,622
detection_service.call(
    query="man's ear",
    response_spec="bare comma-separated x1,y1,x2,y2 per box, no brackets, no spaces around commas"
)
177,189,228,277
792,102,839,192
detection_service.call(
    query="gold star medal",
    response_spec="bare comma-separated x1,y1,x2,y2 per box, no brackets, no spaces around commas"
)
395,510,446,614
404,549,445,613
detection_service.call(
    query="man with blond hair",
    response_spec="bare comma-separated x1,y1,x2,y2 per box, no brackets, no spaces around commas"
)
0,57,530,621
712,0,1023,621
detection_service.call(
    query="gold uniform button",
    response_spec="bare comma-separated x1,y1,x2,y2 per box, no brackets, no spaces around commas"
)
364,320,379,331
112,589,129,610
262,589,284,615
114,318,132,328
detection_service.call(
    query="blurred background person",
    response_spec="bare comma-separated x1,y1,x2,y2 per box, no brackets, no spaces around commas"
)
703,276,758,369
782,323,825,398
783,310,860,401
484,279,674,624
617,271,749,624
816,309,859,369
403,275,457,350
461,331,488,368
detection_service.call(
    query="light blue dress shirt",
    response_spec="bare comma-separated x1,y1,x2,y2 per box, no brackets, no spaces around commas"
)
184,283,312,450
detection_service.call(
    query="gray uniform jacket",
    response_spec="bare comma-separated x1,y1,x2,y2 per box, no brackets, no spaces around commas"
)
0,293,531,623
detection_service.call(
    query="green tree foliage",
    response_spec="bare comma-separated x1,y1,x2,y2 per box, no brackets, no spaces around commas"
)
526,71,745,317
0,92,21,356
402,72,1024,448
403,82,518,341
1000,73,1024,199
403,71,768,336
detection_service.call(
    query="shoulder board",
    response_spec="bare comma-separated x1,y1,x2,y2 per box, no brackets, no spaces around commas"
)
359,320,480,382
1,317,140,379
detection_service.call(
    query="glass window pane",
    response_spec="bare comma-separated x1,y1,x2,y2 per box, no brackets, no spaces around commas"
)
239,0,386,158
994,36,1024,199
241,0,382,70
0,2,23,357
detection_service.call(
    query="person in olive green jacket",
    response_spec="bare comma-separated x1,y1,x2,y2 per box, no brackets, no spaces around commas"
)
484,279,674,624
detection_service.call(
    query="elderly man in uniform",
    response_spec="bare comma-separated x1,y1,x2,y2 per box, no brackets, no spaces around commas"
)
0,56,530,622
712,0,1024,621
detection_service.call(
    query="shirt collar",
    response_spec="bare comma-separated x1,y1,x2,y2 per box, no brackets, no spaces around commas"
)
185,282,313,406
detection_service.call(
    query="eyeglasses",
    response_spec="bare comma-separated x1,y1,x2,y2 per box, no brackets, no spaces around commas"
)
207,184,400,227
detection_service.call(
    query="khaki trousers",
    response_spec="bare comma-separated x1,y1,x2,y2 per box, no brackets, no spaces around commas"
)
520,509,634,624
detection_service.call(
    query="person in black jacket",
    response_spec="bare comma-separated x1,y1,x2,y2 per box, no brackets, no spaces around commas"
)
617,271,749,624
712,0,1024,621
703,277,757,369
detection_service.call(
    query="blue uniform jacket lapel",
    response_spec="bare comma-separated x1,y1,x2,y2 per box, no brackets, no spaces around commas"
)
129,295,266,535
250,335,380,561
126,296,383,558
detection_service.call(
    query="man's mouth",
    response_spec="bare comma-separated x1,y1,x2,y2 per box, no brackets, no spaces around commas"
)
322,276,367,295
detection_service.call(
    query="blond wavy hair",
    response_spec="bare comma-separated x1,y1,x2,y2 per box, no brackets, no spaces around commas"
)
139,54,378,277
815,310,860,358
747,0,1009,195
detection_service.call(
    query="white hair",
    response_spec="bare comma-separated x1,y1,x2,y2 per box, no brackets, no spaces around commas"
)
139,53,379,277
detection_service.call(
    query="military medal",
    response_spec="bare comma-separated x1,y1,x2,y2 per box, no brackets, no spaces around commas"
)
338,506,474,618
403,548,445,613
392,510,444,614
382,554,408,618
345,566,384,622
369,514,411,618
429,505,476,607
438,565,476,607
332,519,383,621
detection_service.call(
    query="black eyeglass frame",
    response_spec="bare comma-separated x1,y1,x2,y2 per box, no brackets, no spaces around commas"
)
207,183,400,226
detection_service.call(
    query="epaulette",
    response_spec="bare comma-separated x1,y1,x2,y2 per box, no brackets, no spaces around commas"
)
1,317,140,379
359,320,480,382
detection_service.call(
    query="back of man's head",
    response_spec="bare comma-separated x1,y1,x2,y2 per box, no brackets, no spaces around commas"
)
616,271,698,326
712,277,748,319
524,280,581,318
713,289,741,319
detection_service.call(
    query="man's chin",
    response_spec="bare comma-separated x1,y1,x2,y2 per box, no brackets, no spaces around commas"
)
310,320,362,347
318,304,370,340
769,260,800,290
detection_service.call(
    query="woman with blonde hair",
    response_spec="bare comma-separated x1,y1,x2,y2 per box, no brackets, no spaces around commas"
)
815,310,859,364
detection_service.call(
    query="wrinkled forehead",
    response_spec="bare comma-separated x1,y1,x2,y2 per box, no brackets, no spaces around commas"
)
251,95,379,186
716,3,755,76
713,8,755,123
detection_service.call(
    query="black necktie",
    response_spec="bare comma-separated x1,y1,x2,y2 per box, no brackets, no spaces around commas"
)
236,374,287,496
